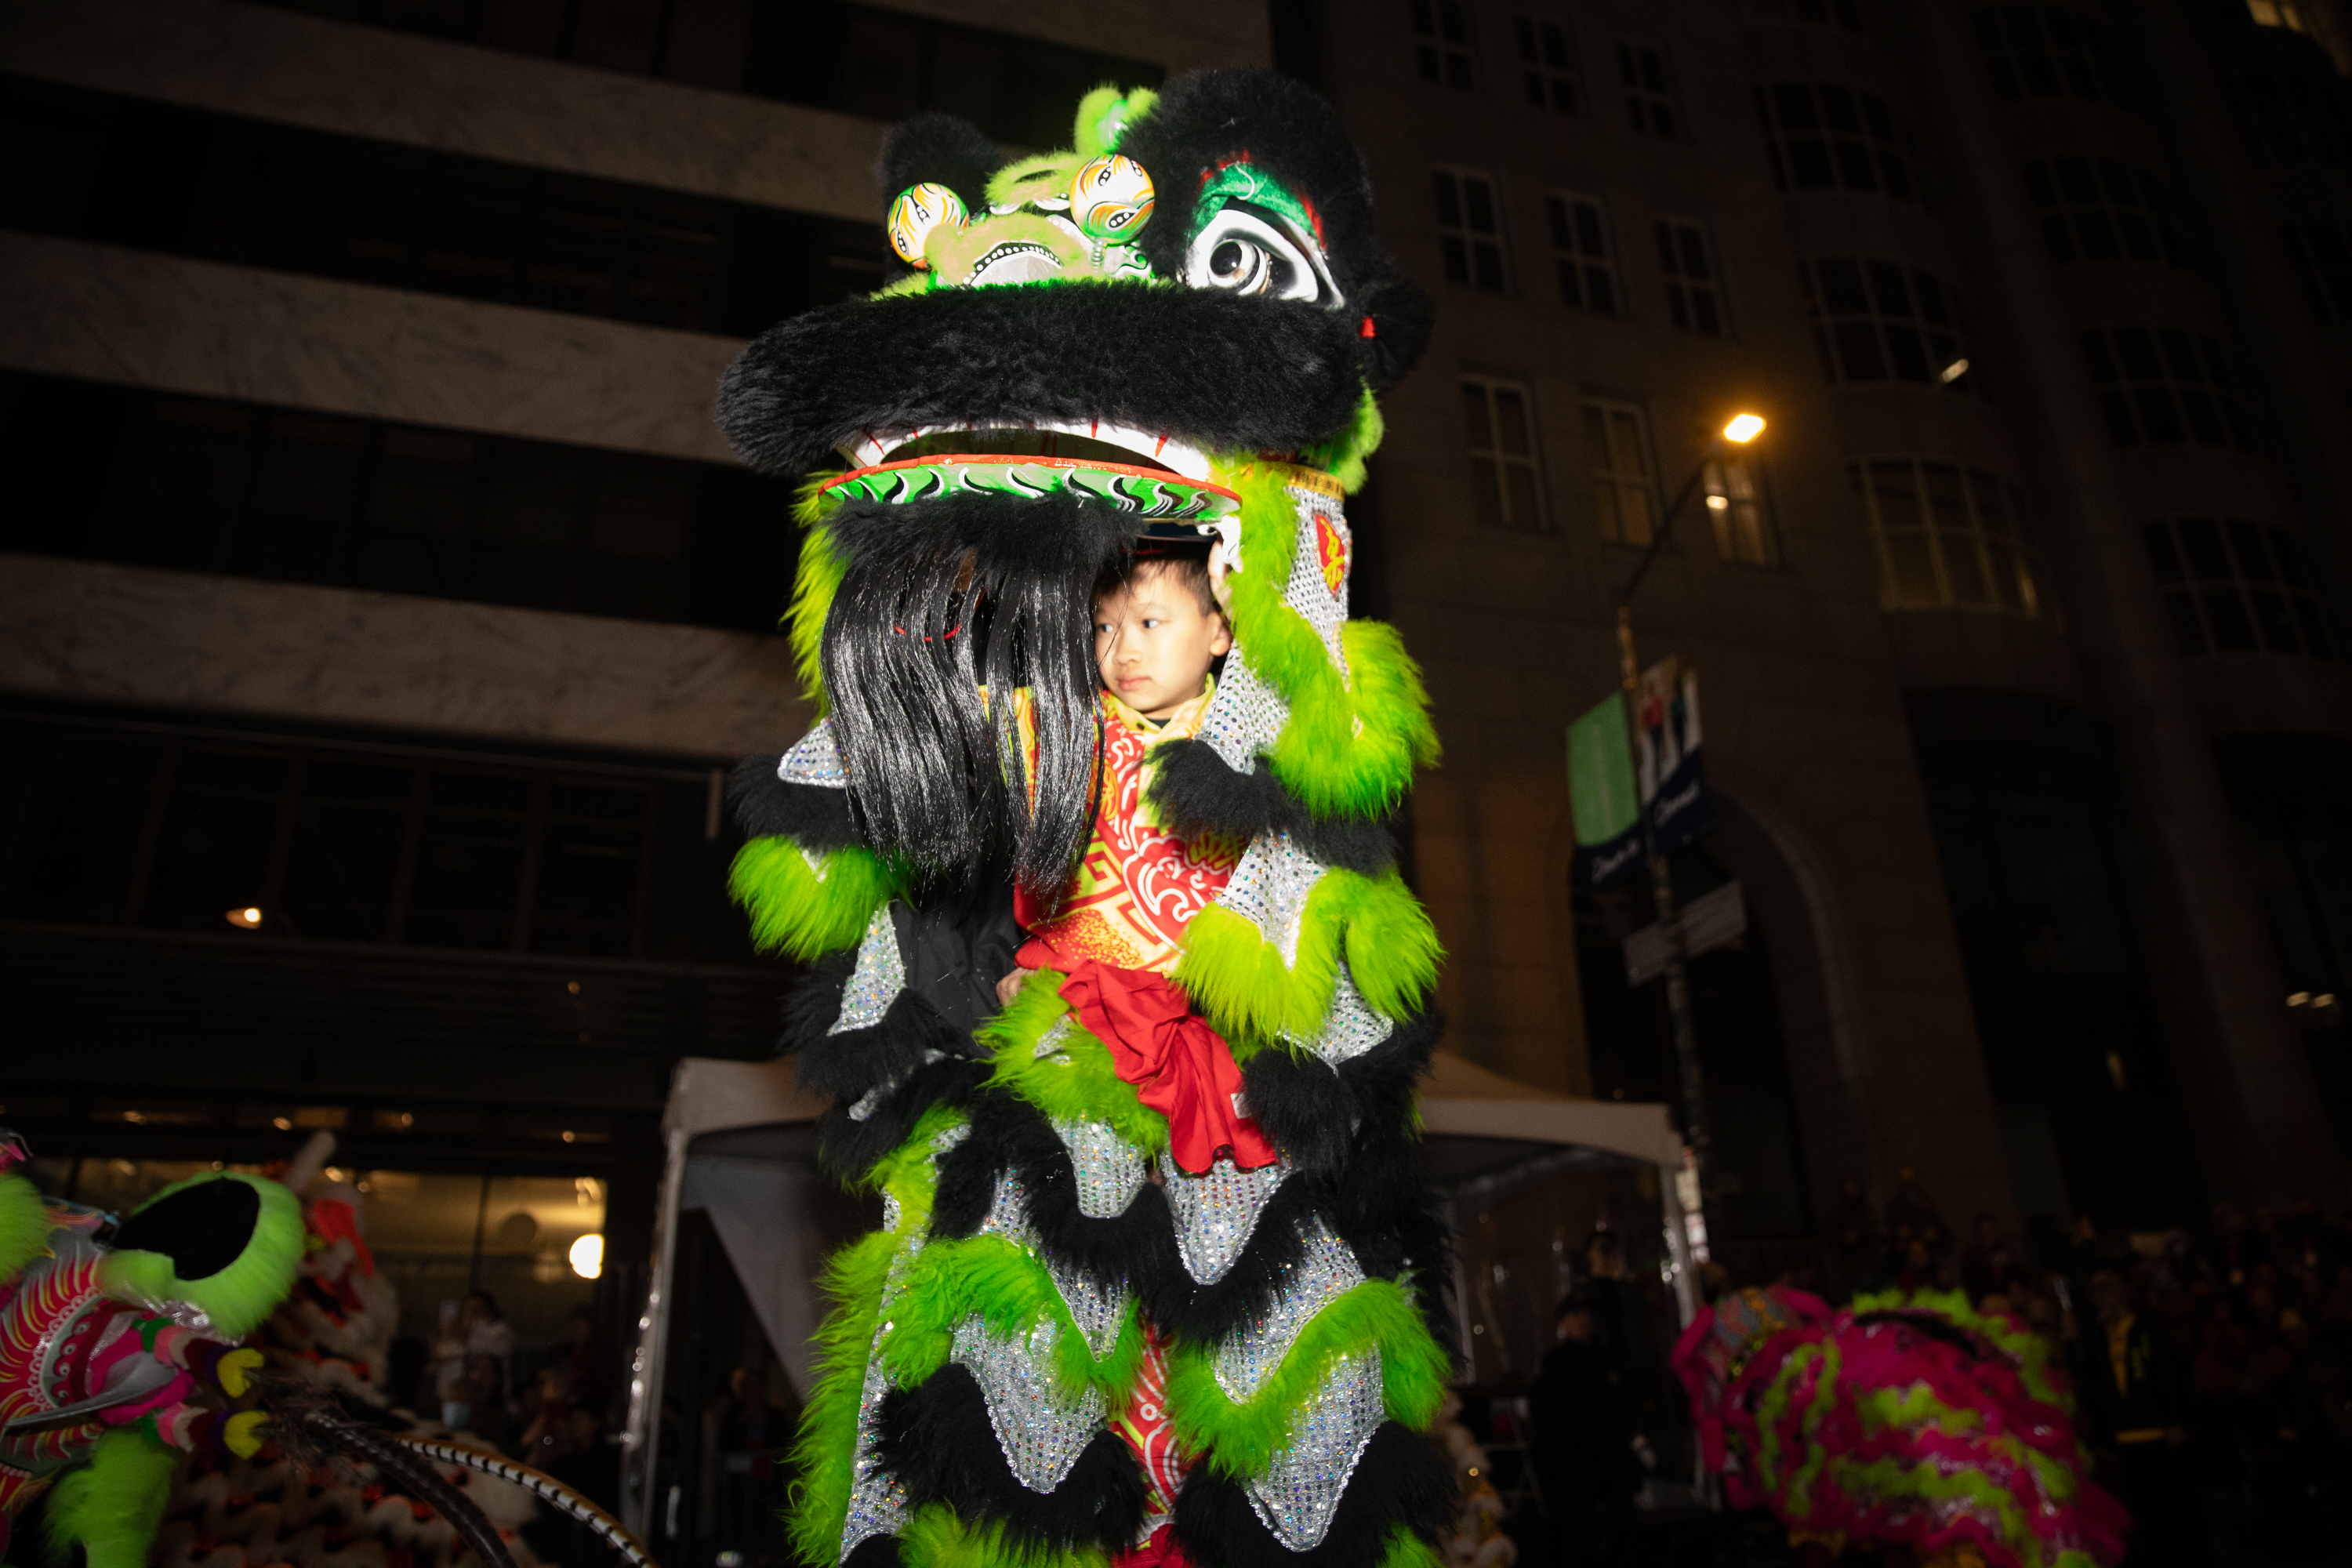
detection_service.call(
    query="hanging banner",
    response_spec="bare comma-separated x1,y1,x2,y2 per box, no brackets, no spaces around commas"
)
1567,693,1643,888
1636,657,1715,856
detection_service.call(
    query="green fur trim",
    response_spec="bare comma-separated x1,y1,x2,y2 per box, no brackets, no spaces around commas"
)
977,975,1167,1155
729,837,901,961
1173,869,1439,1046
1825,1451,2084,1568
1214,466,1439,818
1851,1287,2075,1414
1379,1530,1446,1568
869,1105,971,1216
0,1172,54,1283
877,1234,1145,1399
786,506,846,710
1295,387,1385,493
900,1502,1109,1568
786,1229,899,1566
44,1428,181,1568
100,1173,301,1339
1163,1279,1448,1479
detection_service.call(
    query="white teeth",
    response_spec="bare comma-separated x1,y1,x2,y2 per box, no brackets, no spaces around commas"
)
837,423,1211,482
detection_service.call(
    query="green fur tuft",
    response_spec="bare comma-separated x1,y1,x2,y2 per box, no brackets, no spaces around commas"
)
1214,466,1440,819
976,975,1167,1155
1294,388,1385,493
1173,869,1440,1046
1379,1529,1447,1568
101,1172,303,1338
900,1503,1110,1568
0,1172,56,1283
729,837,901,961
1163,1279,1448,1479
878,1235,1145,1400
786,1229,901,1566
44,1428,181,1568
786,507,846,711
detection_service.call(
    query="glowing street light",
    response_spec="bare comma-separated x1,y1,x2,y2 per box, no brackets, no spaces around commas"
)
1722,412,1766,444
226,906,263,929
569,1232,605,1279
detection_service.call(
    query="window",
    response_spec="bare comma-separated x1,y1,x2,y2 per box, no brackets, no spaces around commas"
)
1617,42,1682,138
1789,0,1873,34
2282,218,2352,322
1755,82,1925,204
1515,16,1579,113
1798,258,1978,393
1462,379,1547,532
1656,218,1724,336
2143,518,2335,657
1583,400,1657,546
2220,74,2352,165
2078,328,2256,449
0,371,793,633
1413,0,1478,89
1849,459,2045,616
1971,6,2128,107
2021,158,2186,267
1704,458,1775,565
1435,169,1508,291
1547,192,1620,314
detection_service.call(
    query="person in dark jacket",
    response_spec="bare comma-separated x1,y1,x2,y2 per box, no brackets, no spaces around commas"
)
1529,1290,1639,1566
2071,1267,2201,1568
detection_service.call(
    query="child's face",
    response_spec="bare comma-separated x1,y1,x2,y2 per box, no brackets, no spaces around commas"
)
1093,564,1232,720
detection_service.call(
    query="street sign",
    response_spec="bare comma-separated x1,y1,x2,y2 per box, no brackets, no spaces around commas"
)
1624,880,1747,985
1635,658,1715,857
1567,692,1643,887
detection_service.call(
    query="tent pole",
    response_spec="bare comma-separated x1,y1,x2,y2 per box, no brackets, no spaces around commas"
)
622,1116,692,1537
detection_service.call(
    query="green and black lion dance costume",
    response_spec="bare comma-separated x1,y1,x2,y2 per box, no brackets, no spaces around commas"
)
717,68,1453,1568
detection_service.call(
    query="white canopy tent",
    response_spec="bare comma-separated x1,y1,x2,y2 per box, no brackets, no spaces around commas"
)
617,1052,1703,1534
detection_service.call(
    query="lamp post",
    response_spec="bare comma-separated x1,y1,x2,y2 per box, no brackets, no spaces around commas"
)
1613,412,1765,1250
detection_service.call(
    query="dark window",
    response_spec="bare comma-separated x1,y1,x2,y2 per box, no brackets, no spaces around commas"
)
0,78,889,336
2142,518,2334,659
1850,458,2045,616
1656,217,1724,336
2078,328,2257,451
1755,82,1926,205
1584,399,1657,546
1971,5,2129,107
1515,14,1579,113
1790,0,1874,38
1462,378,1547,532
1545,191,1619,314
1799,257,1978,394
1617,41,1681,139
2281,217,2352,323
1435,168,1508,292
0,372,793,633
1411,0,1478,89
2020,156,2186,268
252,0,1160,148
2220,71,2352,165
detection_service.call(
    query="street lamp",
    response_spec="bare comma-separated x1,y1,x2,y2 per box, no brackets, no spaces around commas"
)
1612,412,1766,1250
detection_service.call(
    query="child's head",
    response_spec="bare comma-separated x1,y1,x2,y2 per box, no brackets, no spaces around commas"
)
1091,549,1231,720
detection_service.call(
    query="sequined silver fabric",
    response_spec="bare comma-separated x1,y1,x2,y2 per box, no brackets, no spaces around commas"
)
1244,1349,1385,1552
1210,1221,1366,1399
975,1171,1034,1245
1214,832,1328,967
1047,1257,1131,1362
1281,483,1352,678
779,718,848,787
951,1312,1109,1494
1192,651,1291,777
843,1048,942,1122
1287,962,1394,1065
1033,1015,1076,1061
1050,1116,1146,1218
831,904,905,1035
1165,1154,1292,1284
840,1356,913,1558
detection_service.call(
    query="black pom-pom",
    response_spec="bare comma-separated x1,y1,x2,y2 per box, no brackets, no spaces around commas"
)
877,112,1003,223
729,757,856,850
1146,739,1396,875
1171,1423,1454,1568
878,1367,1150,1553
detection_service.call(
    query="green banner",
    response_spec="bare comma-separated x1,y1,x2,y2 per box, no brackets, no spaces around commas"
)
1567,694,1638,845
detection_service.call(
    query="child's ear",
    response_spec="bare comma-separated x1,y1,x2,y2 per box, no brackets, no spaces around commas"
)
1207,612,1233,658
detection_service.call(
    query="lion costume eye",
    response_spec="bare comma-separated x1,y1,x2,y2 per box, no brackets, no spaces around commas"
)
1182,205,1338,305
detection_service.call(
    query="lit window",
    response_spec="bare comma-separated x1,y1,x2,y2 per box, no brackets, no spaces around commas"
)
2078,328,2256,449
1582,399,1657,546
1798,257,1977,393
1515,16,1578,113
2281,218,2352,322
1704,458,1775,566
2143,517,2335,657
1546,192,1619,314
1435,169,1509,292
1755,82,1924,204
1412,0,1477,91
1617,42,1681,139
1971,5,2128,107
2021,158,2187,267
1656,218,1725,336
2220,72,2350,165
1462,379,1546,532
2248,0,2324,34
1849,459,2046,617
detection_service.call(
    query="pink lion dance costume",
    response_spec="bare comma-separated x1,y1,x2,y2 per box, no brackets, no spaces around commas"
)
1671,1287,2129,1568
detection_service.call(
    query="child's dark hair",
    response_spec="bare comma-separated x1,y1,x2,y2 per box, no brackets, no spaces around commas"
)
1092,545,1219,617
